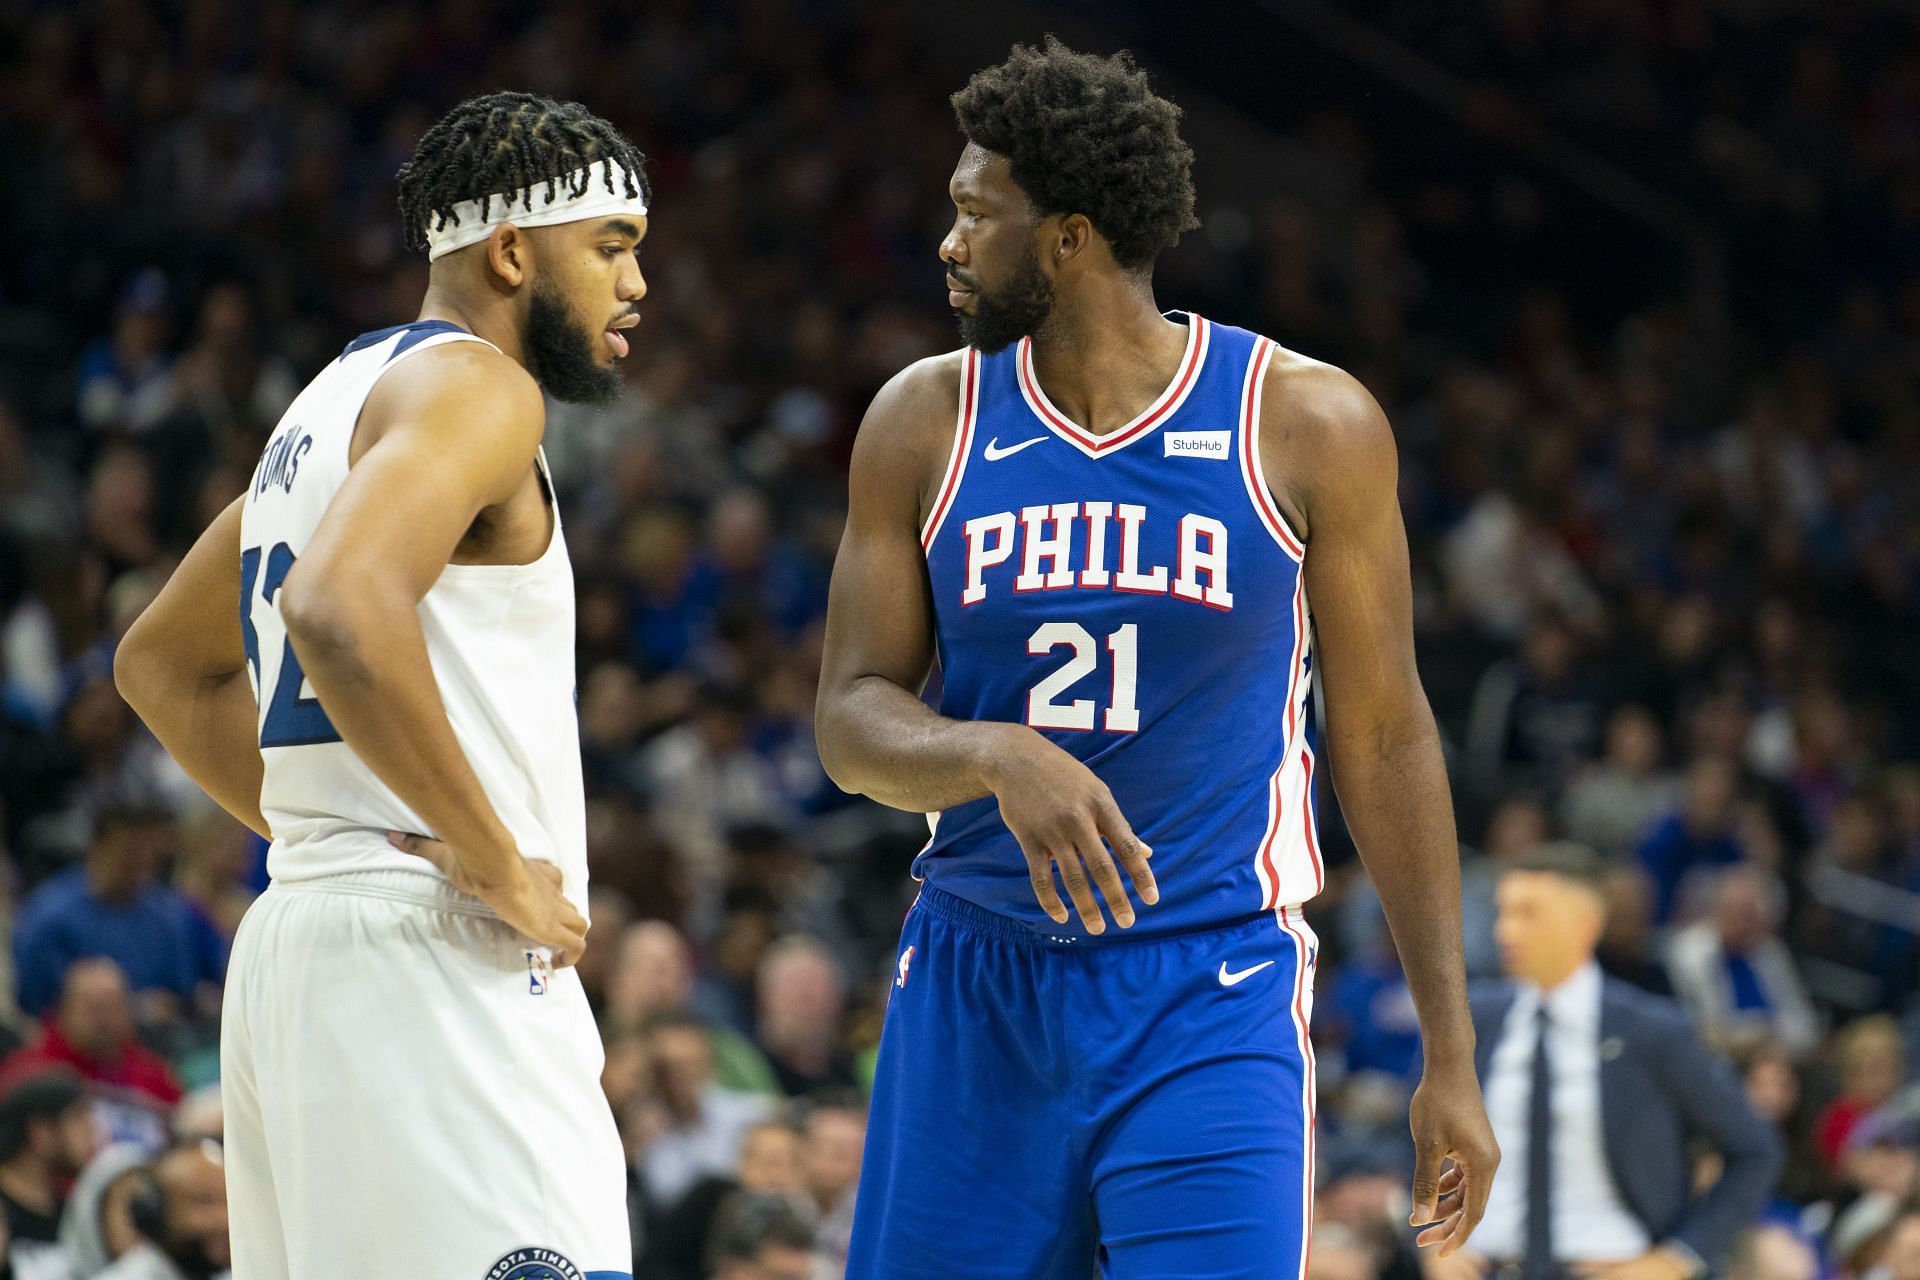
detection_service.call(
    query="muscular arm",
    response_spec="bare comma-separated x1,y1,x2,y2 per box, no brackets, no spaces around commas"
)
815,355,1156,933
115,496,269,838
275,343,545,894
814,355,1017,811
1273,358,1496,1245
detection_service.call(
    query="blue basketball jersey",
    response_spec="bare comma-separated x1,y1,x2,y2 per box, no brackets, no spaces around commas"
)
918,313,1324,938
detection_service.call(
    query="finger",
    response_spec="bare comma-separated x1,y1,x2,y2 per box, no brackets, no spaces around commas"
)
1415,1210,1464,1248
1018,838,1070,924
1436,1165,1463,1197
1074,823,1135,929
1456,1148,1496,1247
1408,1141,1445,1225
1054,851,1106,935
1095,796,1158,904
529,860,564,889
387,830,424,853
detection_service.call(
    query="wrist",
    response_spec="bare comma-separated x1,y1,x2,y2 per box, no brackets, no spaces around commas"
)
968,720,1033,794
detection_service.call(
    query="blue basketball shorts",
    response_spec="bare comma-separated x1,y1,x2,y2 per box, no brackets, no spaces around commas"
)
847,885,1319,1280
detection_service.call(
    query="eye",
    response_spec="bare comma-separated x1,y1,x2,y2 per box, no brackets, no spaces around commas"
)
601,245,626,259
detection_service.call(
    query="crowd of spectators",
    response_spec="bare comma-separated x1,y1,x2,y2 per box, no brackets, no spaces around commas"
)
3,0,1920,1277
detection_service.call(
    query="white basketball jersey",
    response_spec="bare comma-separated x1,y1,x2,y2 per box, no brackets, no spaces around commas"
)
238,320,587,910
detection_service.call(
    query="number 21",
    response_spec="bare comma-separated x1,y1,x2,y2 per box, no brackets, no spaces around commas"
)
1026,622,1139,734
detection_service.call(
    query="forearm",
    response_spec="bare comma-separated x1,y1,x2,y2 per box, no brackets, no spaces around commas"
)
115,656,269,839
1332,702,1475,1065
818,675,1016,812
285,592,523,890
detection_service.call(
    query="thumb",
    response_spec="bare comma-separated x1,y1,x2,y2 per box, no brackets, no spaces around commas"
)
1409,1142,1444,1225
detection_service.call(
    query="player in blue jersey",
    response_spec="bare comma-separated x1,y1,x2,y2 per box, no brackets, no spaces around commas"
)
815,39,1500,1278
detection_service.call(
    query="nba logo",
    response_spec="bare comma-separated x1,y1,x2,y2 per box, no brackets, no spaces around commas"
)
525,950,551,996
896,945,916,989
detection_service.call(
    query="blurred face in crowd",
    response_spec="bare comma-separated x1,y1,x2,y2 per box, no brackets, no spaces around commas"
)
648,1024,714,1122
758,946,846,1051
802,1107,865,1208
1742,1048,1800,1125
495,214,647,406
1495,870,1605,989
39,1098,99,1177
88,818,172,901
942,143,1055,354
717,1244,814,1280
1844,1141,1919,1198
1599,866,1654,956
606,922,693,1025
60,960,136,1061
1683,756,1739,833
153,1144,230,1277
1605,706,1662,776
1841,1020,1905,1106
737,1122,803,1197
1712,868,1778,953
1484,799,1548,861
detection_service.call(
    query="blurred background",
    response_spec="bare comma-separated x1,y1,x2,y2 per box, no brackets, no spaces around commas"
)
3,0,1920,1277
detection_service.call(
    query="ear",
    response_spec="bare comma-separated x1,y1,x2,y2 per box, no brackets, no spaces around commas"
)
1049,213,1095,271
485,223,528,288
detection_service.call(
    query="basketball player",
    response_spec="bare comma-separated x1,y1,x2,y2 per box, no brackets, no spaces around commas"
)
814,41,1501,1277
112,93,647,1278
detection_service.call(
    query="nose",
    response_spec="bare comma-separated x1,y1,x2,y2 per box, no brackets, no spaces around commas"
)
939,221,965,266
622,259,647,303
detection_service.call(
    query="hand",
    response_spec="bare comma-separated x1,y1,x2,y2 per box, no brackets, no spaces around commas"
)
985,724,1157,935
1409,1062,1501,1256
1573,1247,1698,1280
387,830,589,967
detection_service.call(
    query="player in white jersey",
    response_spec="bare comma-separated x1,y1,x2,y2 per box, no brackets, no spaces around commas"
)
113,93,650,1279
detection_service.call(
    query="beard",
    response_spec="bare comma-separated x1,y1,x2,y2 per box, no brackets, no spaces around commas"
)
524,280,623,406
956,244,1054,354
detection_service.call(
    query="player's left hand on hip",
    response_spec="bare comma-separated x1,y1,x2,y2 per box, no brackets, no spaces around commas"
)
1408,1063,1501,1256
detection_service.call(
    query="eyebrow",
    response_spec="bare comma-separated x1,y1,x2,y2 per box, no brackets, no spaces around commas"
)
595,218,642,239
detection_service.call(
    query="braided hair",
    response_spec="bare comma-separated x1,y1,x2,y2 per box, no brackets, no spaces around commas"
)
396,92,651,255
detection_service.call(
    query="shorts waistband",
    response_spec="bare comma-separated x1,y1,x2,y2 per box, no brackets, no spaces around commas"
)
269,869,498,918
912,884,1278,948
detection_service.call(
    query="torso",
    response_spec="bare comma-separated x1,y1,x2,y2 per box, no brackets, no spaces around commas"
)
911,313,1325,937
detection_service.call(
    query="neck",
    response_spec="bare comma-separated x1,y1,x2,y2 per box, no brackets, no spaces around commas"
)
1025,274,1182,435
86,864,139,903
417,282,525,366
0,1158,54,1215
1530,956,1590,993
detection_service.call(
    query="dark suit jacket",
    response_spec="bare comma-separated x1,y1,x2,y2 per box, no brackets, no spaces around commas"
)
1470,975,1782,1269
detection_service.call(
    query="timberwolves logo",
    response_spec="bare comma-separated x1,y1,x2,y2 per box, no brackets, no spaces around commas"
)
485,1248,582,1280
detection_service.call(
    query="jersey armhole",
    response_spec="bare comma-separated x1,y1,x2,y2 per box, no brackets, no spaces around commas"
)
919,347,981,553
1238,337,1307,563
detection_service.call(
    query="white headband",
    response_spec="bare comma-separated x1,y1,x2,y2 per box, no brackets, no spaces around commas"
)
425,159,649,262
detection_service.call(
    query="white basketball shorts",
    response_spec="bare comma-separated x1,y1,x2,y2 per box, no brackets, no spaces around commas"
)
220,870,631,1279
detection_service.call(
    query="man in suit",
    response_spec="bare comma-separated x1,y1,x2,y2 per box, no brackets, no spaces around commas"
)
1446,843,1781,1280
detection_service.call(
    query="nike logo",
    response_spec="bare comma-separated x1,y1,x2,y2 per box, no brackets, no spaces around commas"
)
1218,960,1276,987
983,435,1047,461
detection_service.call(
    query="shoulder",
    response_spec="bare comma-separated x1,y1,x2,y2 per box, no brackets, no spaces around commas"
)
1258,346,1396,469
1603,977,1693,1038
1254,345,1397,535
362,339,545,443
849,349,970,498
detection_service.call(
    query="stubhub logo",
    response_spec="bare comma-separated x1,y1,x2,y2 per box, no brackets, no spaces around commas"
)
1165,430,1231,458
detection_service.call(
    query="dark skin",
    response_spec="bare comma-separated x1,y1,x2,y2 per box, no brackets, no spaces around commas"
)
116,213,648,967
814,142,1498,1251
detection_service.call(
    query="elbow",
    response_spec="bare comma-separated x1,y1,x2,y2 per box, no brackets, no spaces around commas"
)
811,700,863,796
277,574,364,671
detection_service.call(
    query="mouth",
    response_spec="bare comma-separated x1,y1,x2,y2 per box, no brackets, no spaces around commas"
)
605,314,638,359
946,279,973,309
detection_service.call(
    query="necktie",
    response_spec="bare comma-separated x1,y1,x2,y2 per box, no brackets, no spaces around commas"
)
1524,1005,1556,1280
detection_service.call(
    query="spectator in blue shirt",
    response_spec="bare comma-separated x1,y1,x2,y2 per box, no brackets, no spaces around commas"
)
11,803,227,1020
1637,754,1747,921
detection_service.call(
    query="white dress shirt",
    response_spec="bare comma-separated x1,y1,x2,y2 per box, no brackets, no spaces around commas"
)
1474,962,1652,1261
